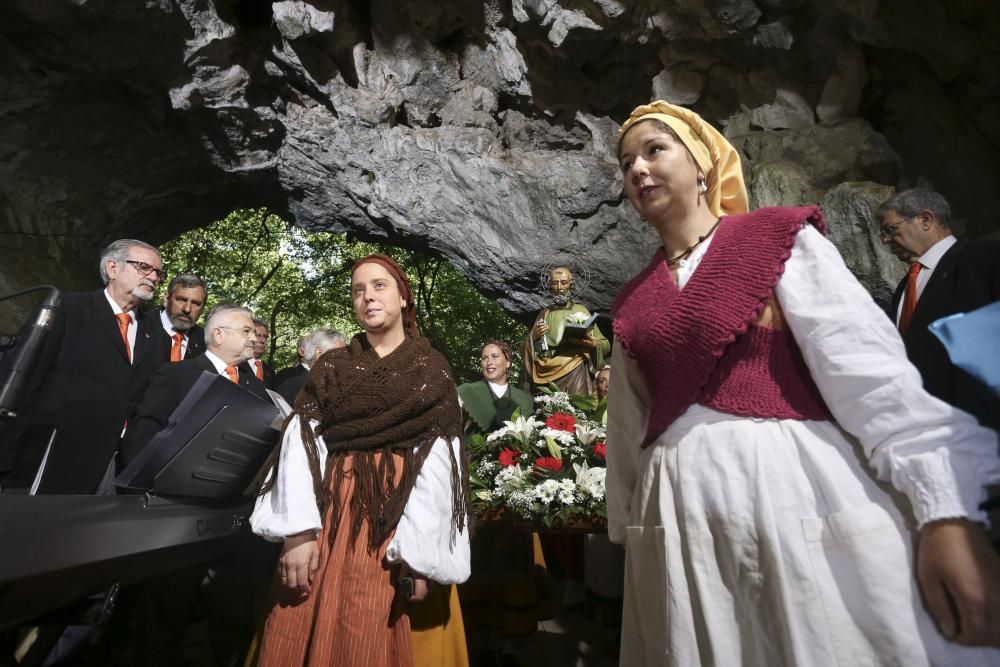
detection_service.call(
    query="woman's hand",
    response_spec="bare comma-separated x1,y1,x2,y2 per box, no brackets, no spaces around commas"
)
398,563,431,602
917,518,1000,646
278,531,320,595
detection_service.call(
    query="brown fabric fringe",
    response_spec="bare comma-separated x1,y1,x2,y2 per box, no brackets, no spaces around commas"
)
261,334,468,553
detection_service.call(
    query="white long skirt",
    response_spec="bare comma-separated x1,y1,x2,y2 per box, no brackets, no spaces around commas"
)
621,405,1000,667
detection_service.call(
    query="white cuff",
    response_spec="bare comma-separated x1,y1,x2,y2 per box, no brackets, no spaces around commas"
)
385,437,471,584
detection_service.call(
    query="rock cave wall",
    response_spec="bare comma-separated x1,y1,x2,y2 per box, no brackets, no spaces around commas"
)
2,0,999,330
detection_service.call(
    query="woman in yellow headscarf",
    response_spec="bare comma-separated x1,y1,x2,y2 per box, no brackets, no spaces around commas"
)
605,101,1000,665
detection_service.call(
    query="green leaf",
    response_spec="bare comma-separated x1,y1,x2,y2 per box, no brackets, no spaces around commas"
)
545,436,562,459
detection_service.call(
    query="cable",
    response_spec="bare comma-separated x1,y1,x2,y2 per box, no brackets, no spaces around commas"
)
0,285,59,303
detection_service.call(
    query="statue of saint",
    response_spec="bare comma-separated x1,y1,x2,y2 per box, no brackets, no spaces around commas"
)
521,266,610,396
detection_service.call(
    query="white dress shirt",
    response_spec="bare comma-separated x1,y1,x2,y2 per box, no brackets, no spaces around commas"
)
202,350,235,378
487,381,509,398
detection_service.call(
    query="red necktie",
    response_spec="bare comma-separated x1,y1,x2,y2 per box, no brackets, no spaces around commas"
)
224,366,239,384
254,360,264,381
170,332,184,362
899,262,922,335
115,313,132,362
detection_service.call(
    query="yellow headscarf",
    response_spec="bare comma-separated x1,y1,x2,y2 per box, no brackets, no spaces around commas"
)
619,101,749,218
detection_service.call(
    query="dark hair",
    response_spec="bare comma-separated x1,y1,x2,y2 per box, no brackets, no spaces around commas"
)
876,188,951,229
166,273,206,296
481,339,513,362
481,339,514,377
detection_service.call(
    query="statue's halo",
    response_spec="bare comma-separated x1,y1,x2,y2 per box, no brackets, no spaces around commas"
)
537,262,592,297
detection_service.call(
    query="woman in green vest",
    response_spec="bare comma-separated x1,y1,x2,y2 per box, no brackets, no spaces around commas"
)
457,340,551,663
457,339,533,434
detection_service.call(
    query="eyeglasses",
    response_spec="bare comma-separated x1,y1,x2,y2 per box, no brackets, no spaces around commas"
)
879,216,912,239
124,259,167,281
217,326,258,338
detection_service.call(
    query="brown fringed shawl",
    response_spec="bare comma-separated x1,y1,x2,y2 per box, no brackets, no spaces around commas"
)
267,333,468,553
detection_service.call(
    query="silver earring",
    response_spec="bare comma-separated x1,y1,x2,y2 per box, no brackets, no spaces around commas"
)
698,179,708,194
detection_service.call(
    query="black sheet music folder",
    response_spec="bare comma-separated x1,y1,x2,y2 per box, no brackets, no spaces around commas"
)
116,372,280,499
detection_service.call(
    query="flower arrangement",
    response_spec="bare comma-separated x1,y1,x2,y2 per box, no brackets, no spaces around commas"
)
469,389,607,529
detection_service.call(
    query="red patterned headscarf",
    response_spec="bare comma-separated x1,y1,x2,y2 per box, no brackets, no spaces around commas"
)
351,254,420,337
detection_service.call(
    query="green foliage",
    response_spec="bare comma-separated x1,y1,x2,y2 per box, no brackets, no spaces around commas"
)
157,208,526,378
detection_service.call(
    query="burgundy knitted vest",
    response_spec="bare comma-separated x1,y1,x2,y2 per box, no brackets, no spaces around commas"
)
612,206,832,447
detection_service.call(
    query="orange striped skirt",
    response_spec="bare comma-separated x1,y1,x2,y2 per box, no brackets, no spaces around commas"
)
256,453,412,667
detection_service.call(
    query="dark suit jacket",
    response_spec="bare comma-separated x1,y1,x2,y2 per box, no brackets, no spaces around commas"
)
891,239,1000,430
276,373,308,406
151,309,206,362
244,359,274,389
24,290,166,493
121,353,269,465
271,363,306,391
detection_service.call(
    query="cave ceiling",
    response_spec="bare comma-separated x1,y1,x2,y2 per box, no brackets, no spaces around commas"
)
2,0,999,323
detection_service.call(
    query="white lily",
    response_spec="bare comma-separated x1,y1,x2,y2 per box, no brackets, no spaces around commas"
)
575,464,606,499
574,422,605,446
502,415,543,444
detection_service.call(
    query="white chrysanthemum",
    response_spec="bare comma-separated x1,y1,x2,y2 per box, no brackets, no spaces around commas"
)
540,427,576,446
533,478,564,505
558,489,577,505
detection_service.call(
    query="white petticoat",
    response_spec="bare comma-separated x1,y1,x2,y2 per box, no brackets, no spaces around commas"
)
622,405,998,666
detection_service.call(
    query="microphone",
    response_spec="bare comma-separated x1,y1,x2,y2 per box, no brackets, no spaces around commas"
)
0,287,61,419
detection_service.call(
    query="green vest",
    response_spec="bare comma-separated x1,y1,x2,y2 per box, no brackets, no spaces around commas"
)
457,380,534,433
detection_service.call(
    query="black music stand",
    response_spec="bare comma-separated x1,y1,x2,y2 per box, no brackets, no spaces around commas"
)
116,372,281,499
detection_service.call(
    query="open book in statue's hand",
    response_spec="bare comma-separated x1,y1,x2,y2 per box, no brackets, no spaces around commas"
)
562,312,599,341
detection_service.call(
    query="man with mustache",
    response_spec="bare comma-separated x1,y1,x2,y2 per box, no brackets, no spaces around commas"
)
121,303,267,465
521,266,610,396
878,188,1000,430
120,303,269,666
158,273,207,362
11,239,167,494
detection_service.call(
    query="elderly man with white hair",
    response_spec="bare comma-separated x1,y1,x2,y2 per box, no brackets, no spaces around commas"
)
276,327,347,404
9,238,167,494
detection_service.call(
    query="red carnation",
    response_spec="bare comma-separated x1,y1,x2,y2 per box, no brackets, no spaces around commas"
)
594,441,606,460
498,448,520,468
544,412,577,432
533,456,563,473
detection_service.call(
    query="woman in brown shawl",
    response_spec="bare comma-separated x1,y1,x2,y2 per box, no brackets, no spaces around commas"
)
251,254,471,666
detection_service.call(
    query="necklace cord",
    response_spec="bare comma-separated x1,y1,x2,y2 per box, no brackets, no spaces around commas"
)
665,217,722,268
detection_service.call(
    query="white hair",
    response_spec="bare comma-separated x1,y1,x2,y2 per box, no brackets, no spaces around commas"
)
204,303,253,333
304,328,346,362
98,239,160,285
